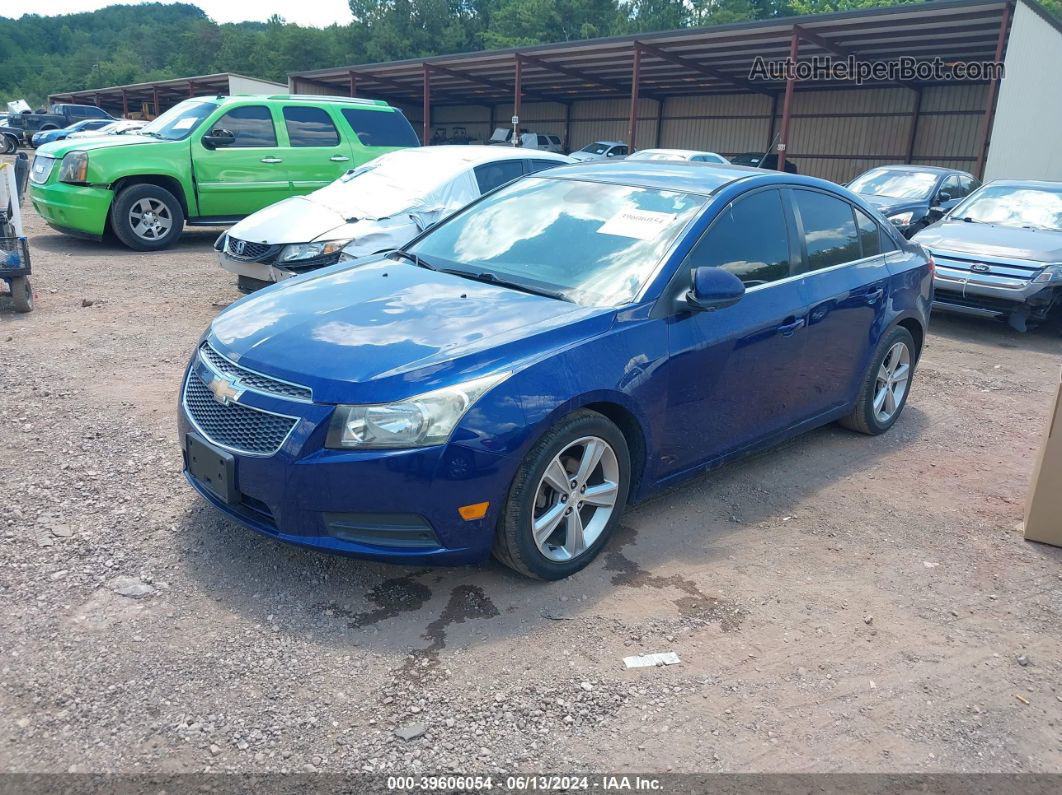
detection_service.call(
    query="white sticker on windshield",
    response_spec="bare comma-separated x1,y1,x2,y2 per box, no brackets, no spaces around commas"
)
597,209,675,240
173,117,198,130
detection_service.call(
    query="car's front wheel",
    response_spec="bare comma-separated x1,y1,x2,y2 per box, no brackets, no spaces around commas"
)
110,184,185,251
494,410,631,580
0,135,16,155
840,326,917,435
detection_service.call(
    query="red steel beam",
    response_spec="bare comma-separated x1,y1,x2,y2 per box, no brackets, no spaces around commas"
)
776,28,799,172
349,70,357,98
513,56,522,130
905,87,923,163
152,86,160,117
121,89,129,118
973,1,1012,179
422,64,431,146
628,45,642,151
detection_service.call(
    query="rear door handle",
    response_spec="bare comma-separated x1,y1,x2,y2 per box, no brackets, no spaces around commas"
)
329,155,350,162
260,157,283,164
777,317,806,336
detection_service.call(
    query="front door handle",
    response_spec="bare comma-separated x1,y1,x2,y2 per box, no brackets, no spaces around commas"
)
777,317,806,336
329,155,350,162
260,156,283,164
864,288,885,305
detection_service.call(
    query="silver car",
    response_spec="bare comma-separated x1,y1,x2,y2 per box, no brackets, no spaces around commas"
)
216,146,573,291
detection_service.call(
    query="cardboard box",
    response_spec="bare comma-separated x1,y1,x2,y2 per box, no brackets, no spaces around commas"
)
1024,368,1062,547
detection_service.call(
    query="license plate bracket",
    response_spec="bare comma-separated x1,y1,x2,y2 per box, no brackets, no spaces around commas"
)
185,433,237,504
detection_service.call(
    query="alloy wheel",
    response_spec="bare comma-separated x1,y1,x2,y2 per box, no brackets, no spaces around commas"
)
873,341,911,423
128,197,173,241
531,435,620,562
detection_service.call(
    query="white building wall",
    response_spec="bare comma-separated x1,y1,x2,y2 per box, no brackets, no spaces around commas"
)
227,75,286,96
984,1,1062,181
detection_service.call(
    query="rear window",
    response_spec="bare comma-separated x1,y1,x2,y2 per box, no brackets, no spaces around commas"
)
341,107,419,148
283,106,340,147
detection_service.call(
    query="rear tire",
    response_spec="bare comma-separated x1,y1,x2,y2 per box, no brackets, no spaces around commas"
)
839,326,916,435
0,135,16,155
493,410,630,580
110,183,184,251
10,276,33,313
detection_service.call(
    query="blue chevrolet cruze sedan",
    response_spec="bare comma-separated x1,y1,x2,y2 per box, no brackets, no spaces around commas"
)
180,161,932,580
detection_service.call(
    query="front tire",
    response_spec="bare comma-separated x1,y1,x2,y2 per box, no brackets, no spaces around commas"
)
840,326,916,435
110,184,184,251
493,410,631,580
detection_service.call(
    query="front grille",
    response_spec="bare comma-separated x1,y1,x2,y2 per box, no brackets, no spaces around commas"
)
29,156,55,184
183,369,298,456
225,236,281,262
199,343,312,401
933,289,1016,314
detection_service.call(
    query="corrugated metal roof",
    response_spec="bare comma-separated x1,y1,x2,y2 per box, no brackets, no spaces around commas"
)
290,0,1021,105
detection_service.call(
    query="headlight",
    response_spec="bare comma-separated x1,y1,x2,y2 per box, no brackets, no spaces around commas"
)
58,151,88,183
213,232,227,252
325,372,511,449
1033,264,1062,283
278,239,352,263
887,211,914,226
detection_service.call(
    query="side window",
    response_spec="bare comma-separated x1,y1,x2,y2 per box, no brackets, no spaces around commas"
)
960,176,979,197
687,189,791,287
792,189,861,272
283,106,340,147
340,107,419,148
610,146,628,157
211,105,276,147
537,135,549,147
527,159,562,174
474,160,525,193
855,208,882,258
939,175,961,200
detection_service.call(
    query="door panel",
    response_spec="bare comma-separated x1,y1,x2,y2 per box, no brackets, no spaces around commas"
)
791,191,891,415
281,106,355,195
657,188,810,478
192,105,288,217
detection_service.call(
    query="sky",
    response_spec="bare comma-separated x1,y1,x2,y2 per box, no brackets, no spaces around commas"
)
3,0,355,28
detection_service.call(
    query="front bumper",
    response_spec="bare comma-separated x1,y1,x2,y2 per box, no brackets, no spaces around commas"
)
930,252,1055,319
217,251,300,284
178,359,516,566
30,181,112,238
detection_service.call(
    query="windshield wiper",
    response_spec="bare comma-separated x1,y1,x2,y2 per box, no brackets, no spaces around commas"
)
442,269,572,302
388,249,437,271
959,216,983,224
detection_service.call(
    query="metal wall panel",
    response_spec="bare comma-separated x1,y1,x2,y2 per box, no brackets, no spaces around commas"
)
985,2,1062,180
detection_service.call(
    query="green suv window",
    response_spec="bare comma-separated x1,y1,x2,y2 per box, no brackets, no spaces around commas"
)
341,107,419,148
213,106,276,147
283,106,340,147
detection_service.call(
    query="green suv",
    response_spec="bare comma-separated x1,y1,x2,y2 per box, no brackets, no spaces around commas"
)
29,95,419,250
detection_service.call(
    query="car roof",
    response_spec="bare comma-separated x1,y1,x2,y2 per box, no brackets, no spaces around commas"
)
857,164,971,177
983,179,1062,189
211,94,398,110
633,148,721,158
380,145,571,168
585,140,625,146
542,160,778,194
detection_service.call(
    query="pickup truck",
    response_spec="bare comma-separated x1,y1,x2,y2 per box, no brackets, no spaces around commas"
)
7,103,113,143
30,94,420,250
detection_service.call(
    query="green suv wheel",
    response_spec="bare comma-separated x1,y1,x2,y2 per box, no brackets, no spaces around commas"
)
110,184,185,251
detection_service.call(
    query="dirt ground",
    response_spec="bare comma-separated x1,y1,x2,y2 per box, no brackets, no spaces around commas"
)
2,163,1061,776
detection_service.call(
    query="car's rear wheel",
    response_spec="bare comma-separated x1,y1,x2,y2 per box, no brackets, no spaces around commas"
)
1,135,16,155
840,326,916,435
493,410,630,580
110,184,184,251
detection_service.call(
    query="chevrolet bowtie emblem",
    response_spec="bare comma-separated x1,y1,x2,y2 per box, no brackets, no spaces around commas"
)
207,373,244,405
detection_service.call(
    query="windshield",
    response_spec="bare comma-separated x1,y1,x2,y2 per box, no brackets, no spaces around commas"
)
410,177,705,306
950,185,1062,232
848,168,939,200
579,143,610,155
140,99,216,141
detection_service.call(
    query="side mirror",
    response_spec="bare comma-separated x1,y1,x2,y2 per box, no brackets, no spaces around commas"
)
936,191,952,204
202,129,236,150
684,266,745,312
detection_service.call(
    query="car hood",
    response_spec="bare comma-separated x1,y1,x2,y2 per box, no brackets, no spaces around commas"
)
227,196,348,245
36,133,164,158
207,258,611,404
913,220,1062,262
569,152,600,162
860,195,926,217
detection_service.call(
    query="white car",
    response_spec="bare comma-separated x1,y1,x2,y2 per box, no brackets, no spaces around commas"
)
569,141,628,162
626,148,729,164
216,145,574,290
66,119,147,139
486,128,564,152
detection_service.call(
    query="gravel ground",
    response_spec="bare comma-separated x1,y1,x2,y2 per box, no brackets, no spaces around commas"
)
2,167,1061,775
